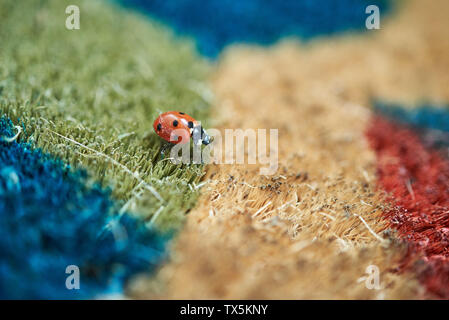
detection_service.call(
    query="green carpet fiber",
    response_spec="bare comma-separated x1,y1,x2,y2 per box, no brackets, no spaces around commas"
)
0,0,212,231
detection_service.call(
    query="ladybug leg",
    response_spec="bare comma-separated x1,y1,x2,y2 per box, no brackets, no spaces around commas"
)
159,141,172,160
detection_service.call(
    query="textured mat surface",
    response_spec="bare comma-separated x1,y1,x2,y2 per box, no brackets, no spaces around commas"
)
0,0,209,298
130,0,449,299
2,0,449,299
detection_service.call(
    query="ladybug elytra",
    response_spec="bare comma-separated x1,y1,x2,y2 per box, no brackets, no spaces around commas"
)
153,111,211,146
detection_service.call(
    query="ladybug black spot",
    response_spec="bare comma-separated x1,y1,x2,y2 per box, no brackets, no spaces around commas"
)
173,120,179,127
188,121,194,128
179,112,185,115
157,123,161,131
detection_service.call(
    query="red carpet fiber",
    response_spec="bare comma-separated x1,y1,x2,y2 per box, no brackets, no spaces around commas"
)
367,116,449,298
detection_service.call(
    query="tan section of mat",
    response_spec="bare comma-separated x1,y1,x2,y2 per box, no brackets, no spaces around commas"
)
129,0,449,299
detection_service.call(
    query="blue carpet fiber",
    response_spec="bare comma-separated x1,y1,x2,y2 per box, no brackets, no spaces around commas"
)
119,0,391,57
0,117,168,299
374,101,449,133
374,100,449,152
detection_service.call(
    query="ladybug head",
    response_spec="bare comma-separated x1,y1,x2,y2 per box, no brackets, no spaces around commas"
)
192,125,212,146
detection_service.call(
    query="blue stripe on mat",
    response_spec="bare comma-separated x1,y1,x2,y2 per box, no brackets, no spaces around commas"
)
373,100,449,155
118,0,392,57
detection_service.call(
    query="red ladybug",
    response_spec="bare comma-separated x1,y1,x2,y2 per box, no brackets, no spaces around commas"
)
153,111,211,146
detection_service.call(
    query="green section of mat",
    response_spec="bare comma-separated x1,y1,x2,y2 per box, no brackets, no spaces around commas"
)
0,0,211,231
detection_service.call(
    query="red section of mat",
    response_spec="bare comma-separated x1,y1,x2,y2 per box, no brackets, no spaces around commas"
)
366,116,449,299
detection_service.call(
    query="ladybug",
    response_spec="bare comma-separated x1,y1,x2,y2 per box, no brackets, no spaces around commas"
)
153,111,211,146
